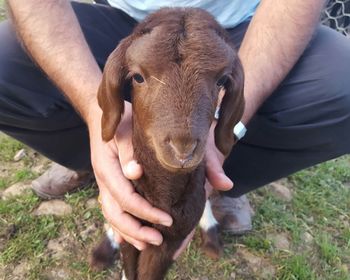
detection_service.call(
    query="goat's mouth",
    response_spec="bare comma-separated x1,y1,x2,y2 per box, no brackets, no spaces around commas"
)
156,152,204,173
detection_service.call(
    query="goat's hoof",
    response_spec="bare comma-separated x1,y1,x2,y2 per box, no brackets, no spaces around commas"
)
89,236,119,271
200,226,223,260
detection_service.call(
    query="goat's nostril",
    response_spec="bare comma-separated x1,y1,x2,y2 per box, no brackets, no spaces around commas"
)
168,139,198,164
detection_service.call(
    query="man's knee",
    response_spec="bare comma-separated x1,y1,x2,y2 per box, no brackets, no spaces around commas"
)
314,26,350,120
263,25,350,127
312,25,350,96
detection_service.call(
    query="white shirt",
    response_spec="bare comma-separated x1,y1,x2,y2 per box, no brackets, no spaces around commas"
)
107,0,260,28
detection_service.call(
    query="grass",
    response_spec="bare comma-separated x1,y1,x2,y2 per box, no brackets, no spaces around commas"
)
0,135,24,162
0,0,5,21
278,254,316,280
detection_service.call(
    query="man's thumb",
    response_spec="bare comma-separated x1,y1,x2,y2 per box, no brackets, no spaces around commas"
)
205,152,233,191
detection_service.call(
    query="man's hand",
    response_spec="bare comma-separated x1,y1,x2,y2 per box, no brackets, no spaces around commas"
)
88,103,173,250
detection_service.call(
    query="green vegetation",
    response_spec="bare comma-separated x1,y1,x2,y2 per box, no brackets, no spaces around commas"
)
0,0,5,21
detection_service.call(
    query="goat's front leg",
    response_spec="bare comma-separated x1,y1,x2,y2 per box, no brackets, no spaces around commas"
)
137,239,182,280
199,200,222,259
120,242,140,280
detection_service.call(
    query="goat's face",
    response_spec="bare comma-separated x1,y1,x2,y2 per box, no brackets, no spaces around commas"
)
98,8,245,172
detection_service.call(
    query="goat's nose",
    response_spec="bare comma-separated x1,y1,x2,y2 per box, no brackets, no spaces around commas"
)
168,138,198,165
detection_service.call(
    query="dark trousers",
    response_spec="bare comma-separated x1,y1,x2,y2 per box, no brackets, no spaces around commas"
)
0,2,349,197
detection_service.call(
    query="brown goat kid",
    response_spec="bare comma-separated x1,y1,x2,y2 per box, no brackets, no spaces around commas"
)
91,7,245,280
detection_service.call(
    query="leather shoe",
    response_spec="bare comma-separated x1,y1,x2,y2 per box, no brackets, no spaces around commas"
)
31,163,95,199
210,193,253,235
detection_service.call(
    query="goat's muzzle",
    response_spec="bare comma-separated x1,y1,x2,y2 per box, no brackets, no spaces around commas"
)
168,137,198,166
154,133,206,172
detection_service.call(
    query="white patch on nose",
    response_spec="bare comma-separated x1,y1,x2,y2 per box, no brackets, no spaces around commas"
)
106,227,120,250
199,200,218,231
122,270,128,280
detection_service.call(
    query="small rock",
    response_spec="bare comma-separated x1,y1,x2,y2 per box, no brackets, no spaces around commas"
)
302,232,314,244
261,266,276,279
12,260,29,278
47,239,68,259
239,251,261,273
236,248,276,279
340,264,348,274
269,182,293,202
13,149,26,162
80,223,99,241
267,233,290,250
45,268,70,279
46,233,75,259
0,264,6,280
0,224,17,238
34,200,72,216
85,198,99,209
305,216,314,223
2,182,31,200
32,164,46,174
340,215,347,221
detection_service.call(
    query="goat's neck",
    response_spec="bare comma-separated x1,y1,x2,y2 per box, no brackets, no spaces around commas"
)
132,124,200,208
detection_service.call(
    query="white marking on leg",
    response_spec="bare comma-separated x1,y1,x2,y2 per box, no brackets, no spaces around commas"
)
199,200,218,231
106,227,120,250
121,270,128,280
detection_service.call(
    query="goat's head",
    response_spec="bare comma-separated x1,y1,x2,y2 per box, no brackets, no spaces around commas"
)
98,8,244,172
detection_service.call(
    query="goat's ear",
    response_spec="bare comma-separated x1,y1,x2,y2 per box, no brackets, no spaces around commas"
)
97,37,133,141
214,57,245,156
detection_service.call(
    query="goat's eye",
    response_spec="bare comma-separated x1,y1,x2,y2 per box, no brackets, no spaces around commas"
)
132,73,145,84
216,75,228,87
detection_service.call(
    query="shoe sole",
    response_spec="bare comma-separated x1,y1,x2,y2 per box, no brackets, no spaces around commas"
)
31,179,96,200
220,225,252,235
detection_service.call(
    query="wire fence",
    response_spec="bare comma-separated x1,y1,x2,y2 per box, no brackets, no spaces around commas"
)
321,0,350,36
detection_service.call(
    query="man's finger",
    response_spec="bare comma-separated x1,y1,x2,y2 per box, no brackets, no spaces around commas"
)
118,212,163,245
205,121,233,191
110,225,147,251
113,104,143,180
205,147,233,191
100,160,173,226
100,185,166,245
123,160,143,180
114,132,142,180
119,191,173,226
